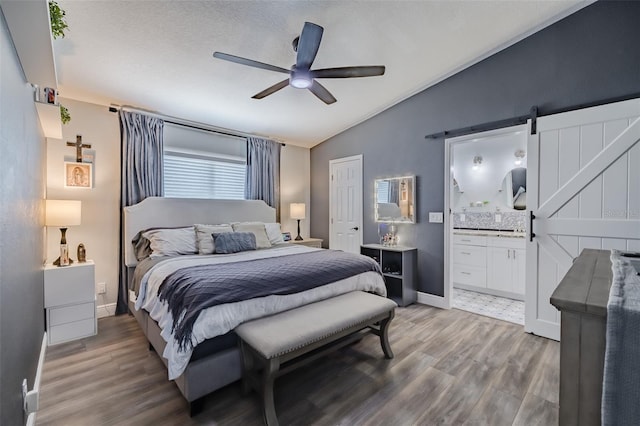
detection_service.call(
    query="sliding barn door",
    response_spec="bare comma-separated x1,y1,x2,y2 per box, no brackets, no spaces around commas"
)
526,98,640,340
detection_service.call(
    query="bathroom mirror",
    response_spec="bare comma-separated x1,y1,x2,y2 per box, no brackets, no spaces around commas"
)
501,167,527,210
375,176,415,223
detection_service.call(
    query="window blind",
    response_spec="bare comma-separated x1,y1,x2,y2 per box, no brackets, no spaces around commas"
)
164,153,246,199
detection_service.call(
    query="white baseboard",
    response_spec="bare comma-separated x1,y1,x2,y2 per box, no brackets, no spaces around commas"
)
417,291,450,309
24,332,47,422
97,303,117,318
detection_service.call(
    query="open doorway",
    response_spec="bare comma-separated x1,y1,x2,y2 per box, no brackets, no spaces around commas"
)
444,125,528,325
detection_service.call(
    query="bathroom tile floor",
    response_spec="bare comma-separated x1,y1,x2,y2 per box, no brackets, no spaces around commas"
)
453,287,524,325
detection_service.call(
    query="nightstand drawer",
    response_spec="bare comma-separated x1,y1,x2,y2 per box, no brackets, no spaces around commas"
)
49,318,96,345
290,238,323,248
44,261,95,307
49,302,95,326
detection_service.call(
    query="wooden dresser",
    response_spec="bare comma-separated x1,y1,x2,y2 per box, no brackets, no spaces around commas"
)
550,249,612,426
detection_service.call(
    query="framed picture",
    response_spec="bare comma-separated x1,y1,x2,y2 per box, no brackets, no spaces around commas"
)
282,232,292,242
64,162,92,188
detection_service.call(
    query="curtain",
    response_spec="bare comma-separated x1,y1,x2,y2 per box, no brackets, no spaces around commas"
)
115,111,164,315
245,137,281,220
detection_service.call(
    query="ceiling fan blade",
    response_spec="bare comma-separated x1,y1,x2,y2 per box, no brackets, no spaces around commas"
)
213,52,290,74
308,80,337,105
296,22,324,70
311,66,386,79
252,79,290,99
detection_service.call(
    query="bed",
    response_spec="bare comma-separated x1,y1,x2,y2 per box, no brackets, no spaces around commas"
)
123,197,387,415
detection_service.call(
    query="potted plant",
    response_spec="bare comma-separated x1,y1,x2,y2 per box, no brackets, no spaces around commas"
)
49,1,69,39
60,105,71,124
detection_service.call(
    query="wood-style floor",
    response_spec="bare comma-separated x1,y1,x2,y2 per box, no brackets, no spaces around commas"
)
37,305,559,426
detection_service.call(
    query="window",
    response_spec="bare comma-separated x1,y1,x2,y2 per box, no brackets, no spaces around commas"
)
164,152,245,199
162,123,247,200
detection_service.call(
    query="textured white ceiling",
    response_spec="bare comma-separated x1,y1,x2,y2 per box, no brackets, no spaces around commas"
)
54,1,587,147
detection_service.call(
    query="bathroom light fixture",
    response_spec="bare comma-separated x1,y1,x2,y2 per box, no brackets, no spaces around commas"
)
472,156,483,170
514,149,526,166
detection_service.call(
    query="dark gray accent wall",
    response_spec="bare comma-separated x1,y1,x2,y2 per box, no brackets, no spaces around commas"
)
0,9,46,424
310,1,640,296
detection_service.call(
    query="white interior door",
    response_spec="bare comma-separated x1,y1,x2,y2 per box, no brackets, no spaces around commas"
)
329,155,363,253
526,98,640,340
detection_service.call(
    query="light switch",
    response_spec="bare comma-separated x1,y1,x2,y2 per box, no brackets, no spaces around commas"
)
429,212,444,223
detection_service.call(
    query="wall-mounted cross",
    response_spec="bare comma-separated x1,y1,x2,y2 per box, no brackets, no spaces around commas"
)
66,135,92,163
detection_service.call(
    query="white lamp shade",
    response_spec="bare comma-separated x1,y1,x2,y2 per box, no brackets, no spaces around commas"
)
290,203,306,220
45,200,82,227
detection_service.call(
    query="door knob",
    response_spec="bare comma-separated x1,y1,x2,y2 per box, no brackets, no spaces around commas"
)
350,226,359,231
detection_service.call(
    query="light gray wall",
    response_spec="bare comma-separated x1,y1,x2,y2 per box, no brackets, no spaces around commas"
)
0,9,46,424
311,1,640,296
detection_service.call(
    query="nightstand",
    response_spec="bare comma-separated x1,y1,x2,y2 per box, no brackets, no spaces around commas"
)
289,238,323,248
44,260,97,345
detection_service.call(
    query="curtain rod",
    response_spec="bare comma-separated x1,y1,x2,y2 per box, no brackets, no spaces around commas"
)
108,105,285,146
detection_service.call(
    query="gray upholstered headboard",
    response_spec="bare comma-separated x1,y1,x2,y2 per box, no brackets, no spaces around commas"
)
123,197,276,266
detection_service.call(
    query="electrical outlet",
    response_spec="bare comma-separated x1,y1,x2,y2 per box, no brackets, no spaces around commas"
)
429,212,444,223
460,213,466,222
495,213,502,223
97,282,106,294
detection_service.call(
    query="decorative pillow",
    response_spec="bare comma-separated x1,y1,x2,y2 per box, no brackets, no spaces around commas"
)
142,226,197,258
264,223,285,245
213,232,257,254
132,231,152,261
231,222,272,249
195,224,233,254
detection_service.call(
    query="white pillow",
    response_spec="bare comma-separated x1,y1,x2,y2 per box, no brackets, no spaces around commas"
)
265,223,285,245
231,222,272,249
194,224,233,254
142,227,197,258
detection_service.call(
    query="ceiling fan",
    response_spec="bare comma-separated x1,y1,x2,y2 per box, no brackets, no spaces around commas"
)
213,22,385,105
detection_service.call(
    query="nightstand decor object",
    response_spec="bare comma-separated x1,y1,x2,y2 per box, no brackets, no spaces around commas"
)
45,199,81,267
77,243,86,262
290,202,306,241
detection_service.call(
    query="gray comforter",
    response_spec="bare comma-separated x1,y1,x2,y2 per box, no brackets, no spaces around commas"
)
158,249,382,350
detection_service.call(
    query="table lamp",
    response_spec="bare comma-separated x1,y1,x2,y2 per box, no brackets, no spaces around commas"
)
46,199,81,266
290,203,306,241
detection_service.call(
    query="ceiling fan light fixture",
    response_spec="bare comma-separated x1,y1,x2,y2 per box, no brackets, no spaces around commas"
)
290,68,312,89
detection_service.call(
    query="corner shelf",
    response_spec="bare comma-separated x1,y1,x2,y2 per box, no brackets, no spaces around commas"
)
1,0,62,138
34,102,62,139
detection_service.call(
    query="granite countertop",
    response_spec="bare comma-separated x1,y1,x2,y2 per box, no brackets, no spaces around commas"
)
453,229,526,239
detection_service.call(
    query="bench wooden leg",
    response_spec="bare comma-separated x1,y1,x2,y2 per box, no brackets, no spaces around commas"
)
239,340,255,395
262,358,280,426
379,313,394,359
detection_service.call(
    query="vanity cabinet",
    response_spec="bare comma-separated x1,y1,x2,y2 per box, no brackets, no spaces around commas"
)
453,233,525,300
361,244,417,307
452,235,487,288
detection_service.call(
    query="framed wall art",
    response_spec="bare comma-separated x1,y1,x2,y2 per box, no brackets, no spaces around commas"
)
64,162,92,188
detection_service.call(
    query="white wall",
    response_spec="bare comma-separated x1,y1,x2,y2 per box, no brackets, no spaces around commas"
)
280,144,311,239
46,98,120,314
45,100,311,315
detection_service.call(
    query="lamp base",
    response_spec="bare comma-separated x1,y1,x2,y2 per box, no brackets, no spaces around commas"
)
53,257,74,267
295,219,303,241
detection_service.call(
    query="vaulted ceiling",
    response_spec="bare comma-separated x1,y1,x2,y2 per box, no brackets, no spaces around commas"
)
54,1,587,147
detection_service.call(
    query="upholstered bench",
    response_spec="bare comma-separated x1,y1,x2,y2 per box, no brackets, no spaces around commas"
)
235,291,397,426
